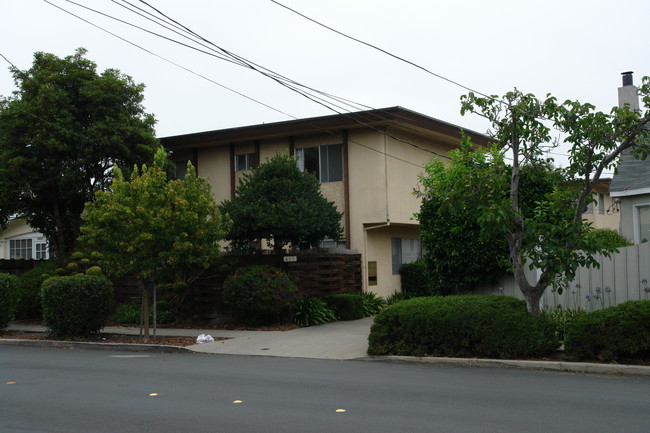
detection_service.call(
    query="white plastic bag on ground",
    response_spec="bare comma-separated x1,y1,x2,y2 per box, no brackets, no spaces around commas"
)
196,333,215,344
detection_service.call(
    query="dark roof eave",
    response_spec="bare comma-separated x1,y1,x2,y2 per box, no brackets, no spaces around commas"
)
160,106,490,150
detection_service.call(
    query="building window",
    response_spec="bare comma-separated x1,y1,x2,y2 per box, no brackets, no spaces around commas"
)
235,153,256,171
598,193,605,214
175,160,188,180
391,238,424,275
35,243,48,260
636,204,650,244
10,239,32,260
296,144,343,183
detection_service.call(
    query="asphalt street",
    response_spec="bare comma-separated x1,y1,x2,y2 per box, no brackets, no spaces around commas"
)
2,346,649,433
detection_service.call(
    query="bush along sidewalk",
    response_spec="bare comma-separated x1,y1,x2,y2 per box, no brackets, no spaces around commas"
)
368,295,559,358
563,300,650,362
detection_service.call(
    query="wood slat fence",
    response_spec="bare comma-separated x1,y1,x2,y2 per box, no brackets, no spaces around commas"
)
494,243,650,311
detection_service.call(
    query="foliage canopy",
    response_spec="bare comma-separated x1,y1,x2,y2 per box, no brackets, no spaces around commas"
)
219,153,343,253
456,78,650,315
0,48,159,259
80,151,225,338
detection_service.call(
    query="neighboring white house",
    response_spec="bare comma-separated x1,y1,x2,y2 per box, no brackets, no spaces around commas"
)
609,72,650,244
0,216,50,260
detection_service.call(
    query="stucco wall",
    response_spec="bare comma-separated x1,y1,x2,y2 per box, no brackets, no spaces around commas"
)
0,218,46,260
618,194,650,243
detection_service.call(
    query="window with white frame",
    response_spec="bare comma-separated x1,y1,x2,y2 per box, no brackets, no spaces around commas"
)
296,144,343,183
35,242,48,260
235,153,256,171
636,204,650,244
391,238,424,275
10,239,32,260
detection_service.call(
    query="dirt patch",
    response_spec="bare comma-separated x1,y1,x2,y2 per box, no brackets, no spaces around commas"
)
0,331,206,347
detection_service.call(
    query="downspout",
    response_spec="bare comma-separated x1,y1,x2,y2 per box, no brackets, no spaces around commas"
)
384,127,390,222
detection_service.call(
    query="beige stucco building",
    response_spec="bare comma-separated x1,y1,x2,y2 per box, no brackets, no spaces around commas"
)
162,107,488,297
582,179,620,232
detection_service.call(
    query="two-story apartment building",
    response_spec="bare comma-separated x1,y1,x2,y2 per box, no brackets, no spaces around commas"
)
161,106,488,297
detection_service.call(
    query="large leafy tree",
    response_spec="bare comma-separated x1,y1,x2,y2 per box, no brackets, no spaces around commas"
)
417,137,564,295
0,48,159,260
80,150,225,340
457,78,650,316
219,153,343,253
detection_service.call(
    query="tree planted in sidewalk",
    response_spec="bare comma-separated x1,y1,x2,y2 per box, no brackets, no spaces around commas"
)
455,78,650,315
79,150,225,340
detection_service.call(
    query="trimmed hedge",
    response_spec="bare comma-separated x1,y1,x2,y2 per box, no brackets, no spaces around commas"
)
41,275,114,337
0,273,19,331
564,300,650,362
222,265,297,326
324,293,364,321
368,295,558,358
399,259,434,297
15,260,57,320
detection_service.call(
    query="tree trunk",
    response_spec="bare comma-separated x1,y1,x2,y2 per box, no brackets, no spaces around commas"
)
52,199,67,265
139,279,151,342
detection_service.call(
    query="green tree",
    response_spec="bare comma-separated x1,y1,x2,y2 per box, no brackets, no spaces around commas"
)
0,48,159,261
79,150,225,340
417,139,510,294
219,153,343,253
417,138,565,295
458,78,650,316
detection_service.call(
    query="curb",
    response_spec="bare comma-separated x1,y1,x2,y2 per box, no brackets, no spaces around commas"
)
365,355,650,376
0,338,192,354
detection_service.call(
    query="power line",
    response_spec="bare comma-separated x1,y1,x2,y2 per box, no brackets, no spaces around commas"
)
270,0,499,102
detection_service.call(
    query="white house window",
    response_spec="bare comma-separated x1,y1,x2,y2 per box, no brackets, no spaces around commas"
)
10,239,32,260
35,243,48,260
636,204,650,244
235,153,256,171
598,193,605,214
391,238,424,274
296,144,343,183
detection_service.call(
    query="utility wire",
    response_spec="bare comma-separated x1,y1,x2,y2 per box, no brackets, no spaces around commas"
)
270,0,498,102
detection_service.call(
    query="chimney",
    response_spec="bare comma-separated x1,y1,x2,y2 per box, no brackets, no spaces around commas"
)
618,71,640,110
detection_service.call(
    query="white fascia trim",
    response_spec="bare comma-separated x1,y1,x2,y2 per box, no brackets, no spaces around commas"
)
610,187,650,197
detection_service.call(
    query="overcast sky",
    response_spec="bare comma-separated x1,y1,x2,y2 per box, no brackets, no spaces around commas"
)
2,0,648,169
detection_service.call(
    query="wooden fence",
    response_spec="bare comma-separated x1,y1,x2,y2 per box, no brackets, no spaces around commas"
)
493,243,650,311
113,252,362,321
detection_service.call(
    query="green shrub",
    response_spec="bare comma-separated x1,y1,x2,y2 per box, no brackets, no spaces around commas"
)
112,300,176,325
399,259,434,297
541,307,589,341
385,290,413,305
222,265,297,326
14,261,57,320
0,273,19,331
323,293,364,321
293,296,337,327
361,291,385,316
113,302,141,324
564,300,650,362
86,266,103,276
368,295,558,358
586,228,632,250
41,275,114,337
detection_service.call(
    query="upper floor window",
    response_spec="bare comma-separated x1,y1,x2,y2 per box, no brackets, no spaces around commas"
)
235,153,256,171
296,144,343,183
175,160,188,180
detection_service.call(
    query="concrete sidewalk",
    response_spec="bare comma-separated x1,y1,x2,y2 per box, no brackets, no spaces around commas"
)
5,317,374,360
5,318,650,376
